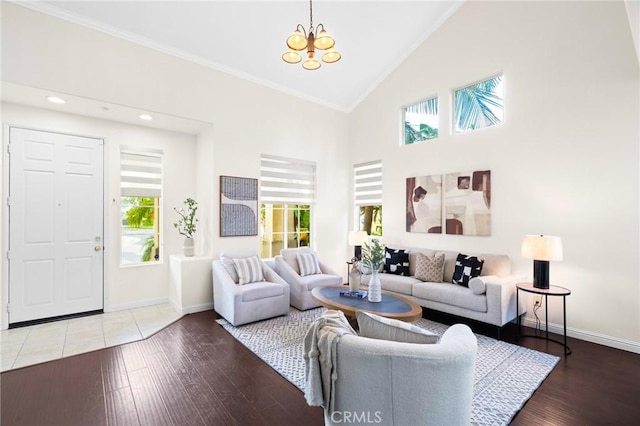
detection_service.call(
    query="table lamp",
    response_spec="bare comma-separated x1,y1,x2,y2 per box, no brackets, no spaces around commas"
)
348,230,368,260
521,235,563,289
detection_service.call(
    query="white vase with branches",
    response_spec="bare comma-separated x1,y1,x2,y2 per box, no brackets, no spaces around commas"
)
173,198,198,257
361,238,385,302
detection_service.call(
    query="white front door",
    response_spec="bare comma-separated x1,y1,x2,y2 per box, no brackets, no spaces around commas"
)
8,127,104,324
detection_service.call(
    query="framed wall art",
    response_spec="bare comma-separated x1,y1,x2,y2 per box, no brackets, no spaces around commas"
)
443,170,491,236
406,169,491,236
220,175,258,237
406,175,442,233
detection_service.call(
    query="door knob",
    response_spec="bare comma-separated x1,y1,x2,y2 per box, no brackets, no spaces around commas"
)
94,245,102,251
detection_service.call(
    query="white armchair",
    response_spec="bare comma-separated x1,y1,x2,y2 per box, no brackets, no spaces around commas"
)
324,321,477,425
212,251,290,326
274,247,342,310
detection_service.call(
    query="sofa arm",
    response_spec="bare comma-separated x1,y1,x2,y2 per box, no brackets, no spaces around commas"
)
485,274,527,326
274,255,304,286
212,260,243,318
263,262,288,287
318,260,340,277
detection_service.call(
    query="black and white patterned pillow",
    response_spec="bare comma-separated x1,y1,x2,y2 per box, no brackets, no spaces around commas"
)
384,248,410,275
452,254,484,287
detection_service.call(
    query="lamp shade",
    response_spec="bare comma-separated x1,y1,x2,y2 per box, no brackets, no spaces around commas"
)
348,230,368,246
286,29,308,51
314,29,335,50
322,48,341,63
521,235,563,261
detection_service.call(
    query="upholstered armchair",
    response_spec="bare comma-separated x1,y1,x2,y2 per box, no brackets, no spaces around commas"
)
212,250,290,326
318,315,477,426
274,247,342,310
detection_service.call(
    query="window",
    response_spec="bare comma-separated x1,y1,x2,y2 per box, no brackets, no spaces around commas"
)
354,160,382,236
403,96,439,145
453,74,504,133
260,155,316,258
120,147,163,265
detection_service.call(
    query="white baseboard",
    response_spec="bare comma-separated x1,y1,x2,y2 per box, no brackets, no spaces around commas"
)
167,298,213,316
520,316,640,354
177,303,214,316
105,297,170,312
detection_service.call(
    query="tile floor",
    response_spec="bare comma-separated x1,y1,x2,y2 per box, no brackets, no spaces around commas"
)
0,303,181,372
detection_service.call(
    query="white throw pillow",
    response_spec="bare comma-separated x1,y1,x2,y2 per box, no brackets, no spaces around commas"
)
297,252,321,277
233,256,265,285
468,275,497,295
356,311,440,344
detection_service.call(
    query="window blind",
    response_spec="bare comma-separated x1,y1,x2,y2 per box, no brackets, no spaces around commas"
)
354,160,382,205
120,146,163,198
260,154,316,204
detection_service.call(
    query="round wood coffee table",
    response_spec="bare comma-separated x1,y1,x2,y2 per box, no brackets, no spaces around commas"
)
311,286,423,322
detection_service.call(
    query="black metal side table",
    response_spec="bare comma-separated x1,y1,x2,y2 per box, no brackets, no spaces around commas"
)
516,282,571,355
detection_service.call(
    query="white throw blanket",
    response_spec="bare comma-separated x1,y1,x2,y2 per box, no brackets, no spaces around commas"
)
303,309,356,412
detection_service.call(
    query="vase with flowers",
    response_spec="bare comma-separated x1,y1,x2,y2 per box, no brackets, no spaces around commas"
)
361,238,385,302
173,198,198,257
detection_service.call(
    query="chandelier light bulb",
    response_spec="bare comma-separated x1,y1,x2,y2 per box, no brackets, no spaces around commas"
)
282,50,302,64
286,29,308,51
314,29,335,50
322,47,341,64
302,53,321,70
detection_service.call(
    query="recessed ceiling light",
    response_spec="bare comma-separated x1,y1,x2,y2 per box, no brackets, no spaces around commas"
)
139,114,153,121
47,96,66,104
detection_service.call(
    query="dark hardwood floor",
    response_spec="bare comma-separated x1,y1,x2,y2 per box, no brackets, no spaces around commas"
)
1,309,639,425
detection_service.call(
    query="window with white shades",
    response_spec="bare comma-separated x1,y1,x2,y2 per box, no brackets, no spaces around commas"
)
260,154,316,258
120,147,163,265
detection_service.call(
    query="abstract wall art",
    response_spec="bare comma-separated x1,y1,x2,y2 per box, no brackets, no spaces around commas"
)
220,175,258,237
406,169,491,236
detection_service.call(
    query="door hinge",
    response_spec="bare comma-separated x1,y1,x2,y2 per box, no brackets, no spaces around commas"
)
6,304,10,313
6,196,10,207
6,143,10,154
6,251,10,260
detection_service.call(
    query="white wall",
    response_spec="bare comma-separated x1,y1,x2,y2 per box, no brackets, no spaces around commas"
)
1,103,197,313
350,1,640,351
0,3,350,326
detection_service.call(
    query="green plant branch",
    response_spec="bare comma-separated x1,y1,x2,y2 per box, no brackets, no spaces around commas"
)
173,198,198,238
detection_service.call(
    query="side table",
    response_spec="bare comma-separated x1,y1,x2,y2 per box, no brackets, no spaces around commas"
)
516,282,571,355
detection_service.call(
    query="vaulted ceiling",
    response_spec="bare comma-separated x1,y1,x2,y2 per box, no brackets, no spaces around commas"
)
21,1,464,112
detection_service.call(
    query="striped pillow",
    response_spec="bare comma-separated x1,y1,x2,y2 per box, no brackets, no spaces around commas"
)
233,256,265,285
297,252,322,277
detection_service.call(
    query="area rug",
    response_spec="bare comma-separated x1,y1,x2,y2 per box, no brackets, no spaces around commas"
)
217,307,559,425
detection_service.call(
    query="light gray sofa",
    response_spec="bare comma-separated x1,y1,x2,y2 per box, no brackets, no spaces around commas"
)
361,247,525,328
212,251,290,326
325,321,477,425
275,247,343,310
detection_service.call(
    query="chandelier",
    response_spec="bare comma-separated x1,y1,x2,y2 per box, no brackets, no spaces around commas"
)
282,0,341,70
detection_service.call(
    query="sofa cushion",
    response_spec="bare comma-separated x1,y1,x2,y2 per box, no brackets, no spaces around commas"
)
479,254,511,277
281,247,313,275
220,250,260,284
384,248,410,275
468,275,498,295
300,274,343,291
233,256,265,285
297,251,321,276
356,311,440,344
408,248,436,276
413,282,488,313
415,252,445,282
240,281,285,302
452,254,484,287
365,273,420,296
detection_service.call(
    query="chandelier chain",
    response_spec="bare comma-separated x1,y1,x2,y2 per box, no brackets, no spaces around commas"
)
309,0,314,33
